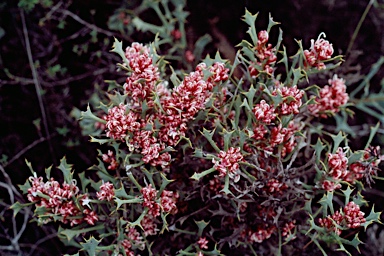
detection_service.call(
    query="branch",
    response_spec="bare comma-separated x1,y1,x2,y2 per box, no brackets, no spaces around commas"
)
20,10,57,165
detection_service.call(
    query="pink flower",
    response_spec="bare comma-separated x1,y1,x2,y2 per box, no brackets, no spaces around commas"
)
249,225,276,243
252,124,268,140
319,210,343,235
126,227,145,250
141,215,158,236
328,147,348,180
171,29,182,40
265,178,288,194
319,202,365,234
304,33,333,70
257,30,269,45
102,150,119,170
209,62,229,83
141,184,160,217
83,209,98,225
185,50,195,63
308,75,349,118
160,190,179,214
343,202,366,228
96,182,115,201
248,30,277,76
124,42,159,103
121,239,135,256
253,100,276,124
105,104,129,140
197,237,209,249
273,86,304,115
321,180,341,192
282,221,296,237
213,147,244,182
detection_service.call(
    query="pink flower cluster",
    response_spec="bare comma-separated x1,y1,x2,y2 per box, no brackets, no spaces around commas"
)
265,178,288,194
309,75,349,118
140,184,179,235
104,42,229,169
160,190,179,214
282,221,296,238
124,43,159,103
319,202,366,235
248,225,277,243
141,184,179,216
304,33,334,70
141,184,161,217
271,121,300,157
96,182,115,201
27,176,98,226
253,100,276,124
272,86,304,115
102,150,119,170
213,147,244,182
141,215,159,236
321,147,348,191
248,30,277,76
104,104,130,140
121,227,145,256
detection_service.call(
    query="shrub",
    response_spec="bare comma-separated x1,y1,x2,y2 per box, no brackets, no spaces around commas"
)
13,8,383,256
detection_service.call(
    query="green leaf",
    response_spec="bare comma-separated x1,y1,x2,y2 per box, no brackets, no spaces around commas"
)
348,150,364,164
58,157,73,184
158,173,174,194
0,26,5,40
341,186,354,205
44,166,52,180
330,131,346,153
242,9,259,46
191,167,216,181
353,191,368,207
110,38,127,63
195,219,210,237
10,201,34,217
362,205,382,231
314,138,326,163
80,105,106,124
59,224,104,241
201,128,220,153
365,122,380,149
115,198,142,211
222,129,235,152
80,236,101,256
193,34,212,62
18,179,31,194
114,185,133,199
132,17,166,35
25,159,35,175
78,172,91,192
337,233,363,254
267,13,280,33
220,174,233,196
89,136,112,145
318,191,334,215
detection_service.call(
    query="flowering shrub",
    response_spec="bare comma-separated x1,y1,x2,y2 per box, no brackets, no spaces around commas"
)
13,9,383,256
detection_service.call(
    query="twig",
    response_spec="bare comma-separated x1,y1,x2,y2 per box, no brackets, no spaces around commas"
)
0,165,22,200
346,0,375,57
3,136,50,168
24,232,58,256
57,9,129,40
20,10,57,165
1,67,112,87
